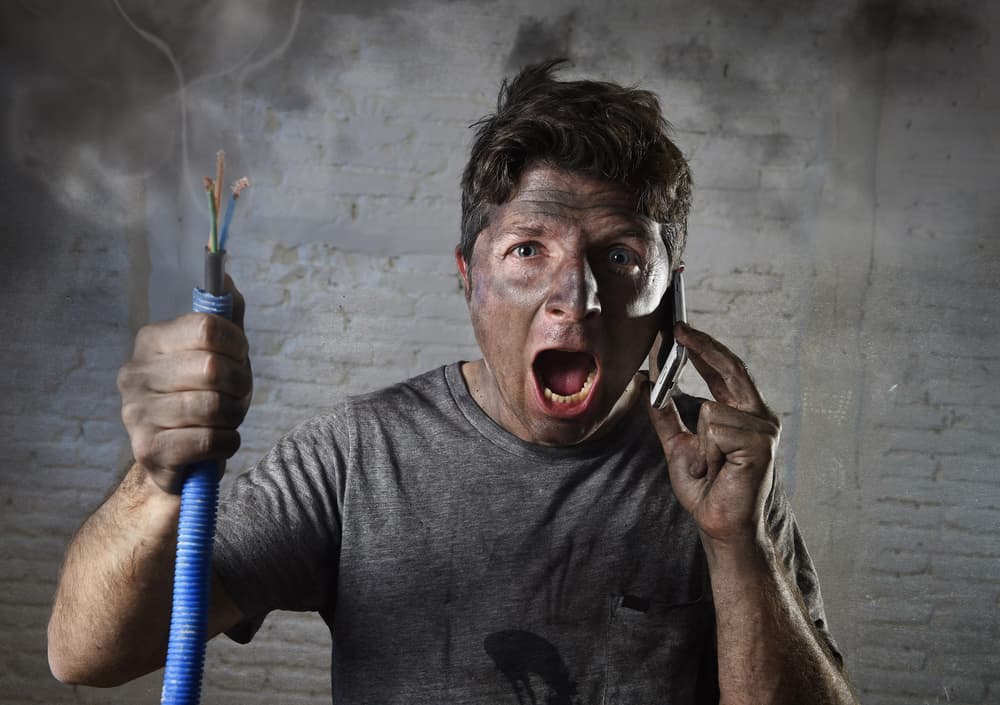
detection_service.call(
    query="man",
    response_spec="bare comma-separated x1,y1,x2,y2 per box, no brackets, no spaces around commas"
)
48,61,857,703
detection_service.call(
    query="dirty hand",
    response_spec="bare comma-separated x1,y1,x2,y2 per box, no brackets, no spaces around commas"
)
647,323,780,547
117,276,252,493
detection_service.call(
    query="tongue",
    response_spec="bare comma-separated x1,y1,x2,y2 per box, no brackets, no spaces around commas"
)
535,350,594,396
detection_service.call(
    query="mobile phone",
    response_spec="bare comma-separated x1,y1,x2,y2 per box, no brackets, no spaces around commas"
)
650,267,687,409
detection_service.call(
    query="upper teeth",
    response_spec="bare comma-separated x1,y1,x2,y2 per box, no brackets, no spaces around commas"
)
544,369,596,404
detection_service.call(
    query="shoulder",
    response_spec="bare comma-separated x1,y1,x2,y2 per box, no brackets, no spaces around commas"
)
344,364,455,417
262,365,460,464
325,364,468,446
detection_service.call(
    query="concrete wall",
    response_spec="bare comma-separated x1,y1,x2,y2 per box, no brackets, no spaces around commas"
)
1,1,997,702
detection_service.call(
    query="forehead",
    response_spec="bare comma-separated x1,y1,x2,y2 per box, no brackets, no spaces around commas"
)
492,166,656,234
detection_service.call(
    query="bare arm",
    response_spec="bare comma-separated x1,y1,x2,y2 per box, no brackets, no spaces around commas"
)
48,278,252,686
47,464,243,686
648,323,857,704
704,532,854,704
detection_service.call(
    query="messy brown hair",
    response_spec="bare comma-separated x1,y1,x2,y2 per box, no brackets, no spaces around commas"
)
459,59,692,265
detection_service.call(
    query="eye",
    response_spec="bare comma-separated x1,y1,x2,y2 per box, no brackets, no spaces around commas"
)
512,243,539,258
607,247,636,267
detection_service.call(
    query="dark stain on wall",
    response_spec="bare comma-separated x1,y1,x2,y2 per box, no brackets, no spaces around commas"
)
660,37,716,80
758,132,797,164
845,0,989,51
506,14,574,71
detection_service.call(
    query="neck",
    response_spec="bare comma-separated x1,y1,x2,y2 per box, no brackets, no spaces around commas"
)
459,359,646,446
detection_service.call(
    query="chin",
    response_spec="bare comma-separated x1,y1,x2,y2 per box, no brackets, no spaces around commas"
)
525,380,614,447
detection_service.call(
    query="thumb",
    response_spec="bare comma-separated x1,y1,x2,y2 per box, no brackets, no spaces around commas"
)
645,383,708,514
644,381,688,451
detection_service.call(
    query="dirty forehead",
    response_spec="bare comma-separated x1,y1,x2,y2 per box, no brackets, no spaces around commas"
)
492,170,661,237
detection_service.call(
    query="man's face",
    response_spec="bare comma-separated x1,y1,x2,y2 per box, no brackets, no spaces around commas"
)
457,165,672,446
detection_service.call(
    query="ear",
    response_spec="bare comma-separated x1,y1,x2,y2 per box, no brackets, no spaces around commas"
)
454,246,471,298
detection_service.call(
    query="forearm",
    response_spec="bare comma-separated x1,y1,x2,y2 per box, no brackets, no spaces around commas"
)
48,463,180,686
705,531,857,705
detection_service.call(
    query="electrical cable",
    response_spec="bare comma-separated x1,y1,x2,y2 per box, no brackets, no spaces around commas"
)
161,154,247,705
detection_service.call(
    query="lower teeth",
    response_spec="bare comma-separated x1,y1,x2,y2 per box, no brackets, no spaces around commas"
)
544,369,596,404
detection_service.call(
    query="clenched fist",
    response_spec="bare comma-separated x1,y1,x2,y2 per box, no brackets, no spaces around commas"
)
117,277,252,493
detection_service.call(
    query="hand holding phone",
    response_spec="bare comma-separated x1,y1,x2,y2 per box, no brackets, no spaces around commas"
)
650,267,688,409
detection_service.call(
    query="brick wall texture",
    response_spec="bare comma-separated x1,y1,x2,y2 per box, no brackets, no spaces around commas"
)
1,1,997,703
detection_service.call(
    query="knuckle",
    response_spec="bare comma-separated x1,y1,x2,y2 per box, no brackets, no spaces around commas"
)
195,390,219,419
698,401,715,426
201,352,223,387
197,428,238,458
133,324,153,352
116,363,137,393
121,401,143,428
194,313,219,346
205,392,224,419
196,428,215,456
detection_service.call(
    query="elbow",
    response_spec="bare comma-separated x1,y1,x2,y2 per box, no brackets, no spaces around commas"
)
47,618,132,688
48,651,133,688
48,650,88,687
47,613,77,684
47,629,83,686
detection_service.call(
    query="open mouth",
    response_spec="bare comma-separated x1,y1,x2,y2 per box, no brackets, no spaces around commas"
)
533,349,598,406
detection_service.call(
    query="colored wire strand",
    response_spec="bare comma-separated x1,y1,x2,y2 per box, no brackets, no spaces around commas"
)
205,153,248,253
214,151,225,237
203,181,218,253
219,177,249,252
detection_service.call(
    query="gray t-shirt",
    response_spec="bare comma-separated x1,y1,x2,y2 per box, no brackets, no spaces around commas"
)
214,362,838,704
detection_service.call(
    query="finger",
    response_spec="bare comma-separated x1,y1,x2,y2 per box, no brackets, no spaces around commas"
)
131,351,252,398
122,390,249,432
703,426,727,483
224,274,246,330
135,313,248,362
698,400,780,436
645,385,708,483
132,427,241,473
644,380,691,448
703,421,777,465
675,323,767,416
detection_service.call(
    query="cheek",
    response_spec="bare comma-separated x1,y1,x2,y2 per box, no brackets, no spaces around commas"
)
471,263,547,313
621,264,670,318
623,291,661,318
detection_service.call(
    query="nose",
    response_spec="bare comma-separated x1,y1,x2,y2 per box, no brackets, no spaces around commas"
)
544,256,602,321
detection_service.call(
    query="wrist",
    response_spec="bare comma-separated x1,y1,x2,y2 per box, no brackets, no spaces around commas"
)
112,463,182,539
700,526,774,577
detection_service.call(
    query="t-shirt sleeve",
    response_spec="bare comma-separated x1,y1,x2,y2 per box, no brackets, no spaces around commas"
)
765,473,844,667
212,408,351,643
